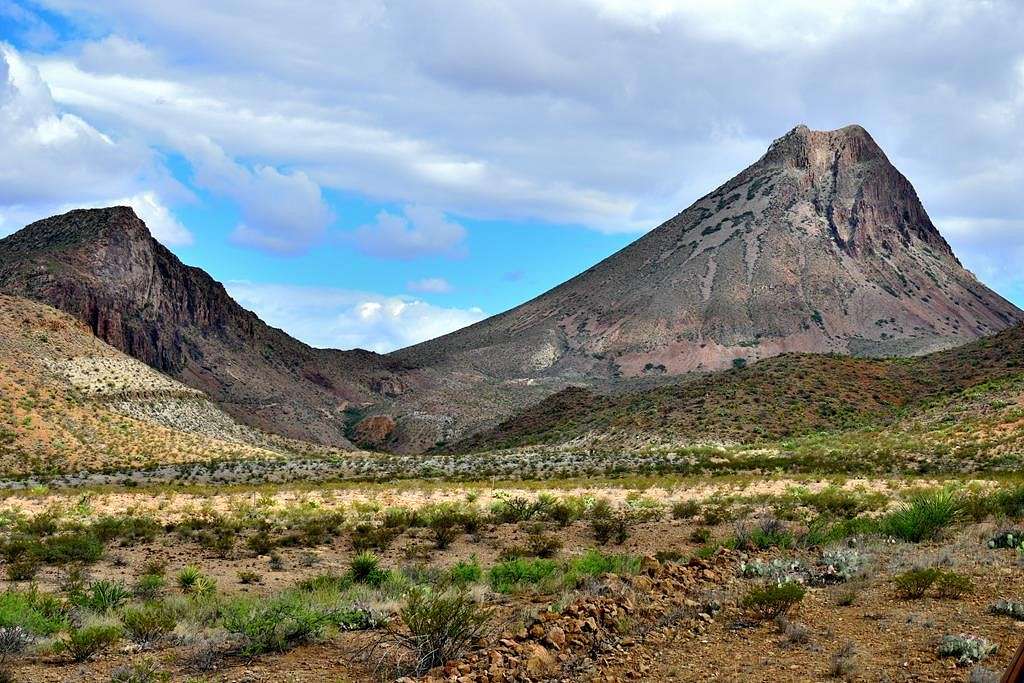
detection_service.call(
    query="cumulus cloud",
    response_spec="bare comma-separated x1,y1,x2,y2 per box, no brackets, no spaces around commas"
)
6,1,1024,293
353,206,467,260
225,282,486,352
407,277,453,294
0,43,190,242
184,137,333,253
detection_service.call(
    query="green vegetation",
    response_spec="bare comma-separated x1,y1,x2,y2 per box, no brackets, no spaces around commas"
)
390,587,492,676
884,490,961,542
742,582,806,620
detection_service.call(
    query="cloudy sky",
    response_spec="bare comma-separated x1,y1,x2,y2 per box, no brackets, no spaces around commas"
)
1,1,1022,352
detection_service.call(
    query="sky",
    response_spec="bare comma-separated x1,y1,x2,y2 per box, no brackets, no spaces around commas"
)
0,1,1022,353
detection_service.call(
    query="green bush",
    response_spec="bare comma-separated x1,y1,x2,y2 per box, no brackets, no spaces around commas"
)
671,500,701,520
350,552,387,586
223,597,331,657
74,580,131,612
991,598,1024,620
742,582,806,620
934,571,974,599
591,503,630,545
393,588,492,675
0,587,68,636
121,602,177,644
566,549,640,581
884,490,961,542
38,532,104,565
489,496,537,524
62,622,122,662
133,574,165,600
448,558,482,587
488,557,558,593
893,568,940,599
350,522,399,552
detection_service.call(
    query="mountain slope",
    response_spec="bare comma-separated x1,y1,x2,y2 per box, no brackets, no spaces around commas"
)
393,125,1021,382
0,207,419,448
448,322,1024,453
0,294,314,475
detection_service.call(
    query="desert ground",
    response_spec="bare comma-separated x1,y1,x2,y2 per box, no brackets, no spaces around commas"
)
2,474,1023,682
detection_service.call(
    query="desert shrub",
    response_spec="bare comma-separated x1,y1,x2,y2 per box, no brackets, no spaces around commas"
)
350,522,398,552
91,515,161,546
489,496,537,524
246,530,278,556
742,582,805,620
133,574,165,600
0,625,33,662
223,600,328,656
74,580,131,612
110,657,171,683
799,486,884,519
591,501,631,545
800,515,879,548
389,587,492,675
488,558,558,593
829,641,859,677
987,529,1024,550
672,500,701,520
423,505,464,550
525,529,562,558
736,518,794,550
238,570,262,585
543,498,584,527
351,552,387,586
893,568,940,599
121,602,177,644
382,507,415,530
655,549,685,563
177,565,215,595
37,532,104,564
448,559,482,587
565,549,640,581
739,558,806,584
700,503,733,526
689,527,712,544
884,490,961,542
934,571,974,599
991,598,1024,620
5,555,40,581
0,587,68,635
938,634,997,666
62,622,123,662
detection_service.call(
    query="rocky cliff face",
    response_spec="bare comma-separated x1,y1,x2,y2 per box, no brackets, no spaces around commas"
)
392,125,1022,379
0,207,417,448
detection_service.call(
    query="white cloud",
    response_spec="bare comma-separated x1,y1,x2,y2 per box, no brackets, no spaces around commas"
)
0,43,190,241
353,205,467,260
183,137,332,254
407,277,453,294
5,1,1024,298
225,281,486,353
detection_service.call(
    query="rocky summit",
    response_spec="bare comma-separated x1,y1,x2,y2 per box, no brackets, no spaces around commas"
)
393,124,1022,381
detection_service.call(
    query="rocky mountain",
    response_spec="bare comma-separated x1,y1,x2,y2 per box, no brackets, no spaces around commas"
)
1,124,1019,454
393,125,1022,380
0,207,418,448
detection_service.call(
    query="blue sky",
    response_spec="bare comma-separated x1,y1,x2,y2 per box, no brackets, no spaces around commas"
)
1,1,1023,351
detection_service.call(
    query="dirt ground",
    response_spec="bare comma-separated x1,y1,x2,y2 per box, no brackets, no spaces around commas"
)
5,477,1023,682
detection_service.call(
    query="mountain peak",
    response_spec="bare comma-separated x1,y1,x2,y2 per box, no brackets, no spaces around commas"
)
763,123,886,170
0,206,151,257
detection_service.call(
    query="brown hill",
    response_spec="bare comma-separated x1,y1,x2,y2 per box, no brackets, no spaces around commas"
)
393,125,1021,382
0,207,418,448
0,294,315,475
449,323,1024,453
